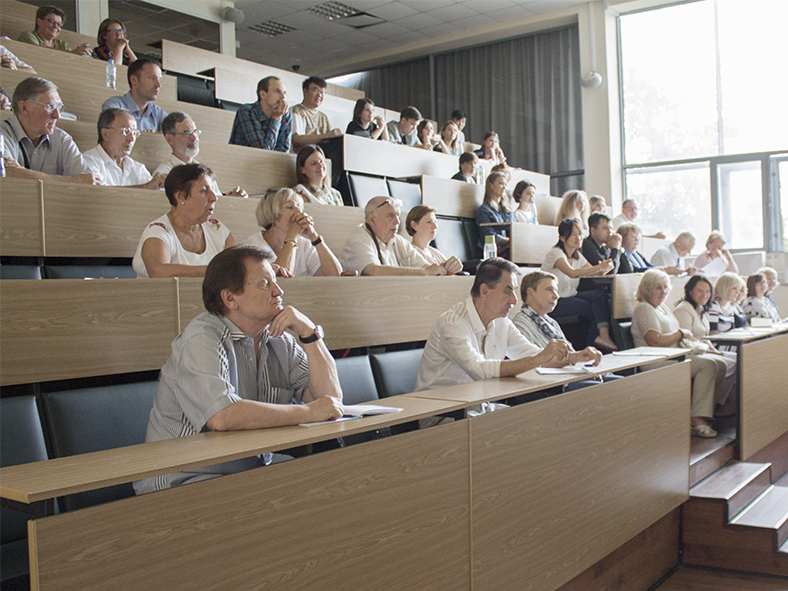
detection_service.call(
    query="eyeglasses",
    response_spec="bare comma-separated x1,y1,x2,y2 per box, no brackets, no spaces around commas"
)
171,129,201,138
28,99,65,113
109,127,141,138
106,28,125,35
43,17,63,29
374,197,402,210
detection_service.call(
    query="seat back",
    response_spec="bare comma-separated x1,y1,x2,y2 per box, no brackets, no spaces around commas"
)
347,173,389,209
613,320,635,351
44,265,136,279
386,179,422,213
462,218,483,260
334,356,379,405
41,381,158,511
369,349,423,398
0,265,42,280
434,216,473,263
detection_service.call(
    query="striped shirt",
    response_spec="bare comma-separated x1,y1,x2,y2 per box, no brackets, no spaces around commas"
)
708,300,745,333
133,312,309,494
512,305,567,348
229,101,291,152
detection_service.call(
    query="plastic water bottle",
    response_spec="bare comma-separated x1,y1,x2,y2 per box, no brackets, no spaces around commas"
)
106,59,116,89
483,235,497,260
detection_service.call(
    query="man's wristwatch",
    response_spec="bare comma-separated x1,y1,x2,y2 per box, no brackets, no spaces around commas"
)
299,325,324,344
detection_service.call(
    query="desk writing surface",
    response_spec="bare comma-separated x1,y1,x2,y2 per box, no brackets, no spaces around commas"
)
410,349,690,404
706,323,788,343
0,396,464,504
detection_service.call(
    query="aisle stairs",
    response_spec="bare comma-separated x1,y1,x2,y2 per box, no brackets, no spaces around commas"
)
682,461,788,577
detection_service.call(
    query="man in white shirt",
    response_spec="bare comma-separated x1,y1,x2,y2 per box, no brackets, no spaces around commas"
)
650,231,695,275
415,258,571,392
610,198,637,230
341,196,451,276
153,111,247,197
386,106,421,146
83,108,165,188
290,76,342,151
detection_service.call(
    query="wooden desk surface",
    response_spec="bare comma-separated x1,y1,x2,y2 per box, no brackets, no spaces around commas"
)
705,323,788,343
411,349,689,405
0,396,466,504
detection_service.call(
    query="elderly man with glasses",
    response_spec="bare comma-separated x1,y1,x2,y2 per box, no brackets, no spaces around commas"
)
153,111,247,198
83,107,165,188
341,196,451,276
0,76,99,184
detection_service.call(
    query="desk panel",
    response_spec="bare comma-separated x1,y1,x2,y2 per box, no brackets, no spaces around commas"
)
0,177,43,256
31,420,471,591
740,333,788,460
471,362,691,591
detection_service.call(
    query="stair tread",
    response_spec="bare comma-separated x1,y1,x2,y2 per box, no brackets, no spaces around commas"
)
732,486,788,529
691,462,771,500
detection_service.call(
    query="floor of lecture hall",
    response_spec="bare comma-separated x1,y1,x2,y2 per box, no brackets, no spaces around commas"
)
656,566,788,590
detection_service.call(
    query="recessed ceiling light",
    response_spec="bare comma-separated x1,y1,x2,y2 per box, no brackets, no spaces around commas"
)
246,21,296,37
307,1,361,21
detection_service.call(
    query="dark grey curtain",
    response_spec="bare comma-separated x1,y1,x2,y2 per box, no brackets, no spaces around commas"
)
340,25,583,188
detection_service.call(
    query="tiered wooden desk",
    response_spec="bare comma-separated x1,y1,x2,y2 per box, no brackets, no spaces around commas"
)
0,351,691,591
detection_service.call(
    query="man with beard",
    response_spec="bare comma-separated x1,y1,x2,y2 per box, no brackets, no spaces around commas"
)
154,111,247,198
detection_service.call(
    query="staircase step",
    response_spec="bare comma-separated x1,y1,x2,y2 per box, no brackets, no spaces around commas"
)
731,485,788,548
691,462,772,518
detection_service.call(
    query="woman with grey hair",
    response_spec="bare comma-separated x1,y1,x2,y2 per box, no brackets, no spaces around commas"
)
246,188,342,277
631,269,728,438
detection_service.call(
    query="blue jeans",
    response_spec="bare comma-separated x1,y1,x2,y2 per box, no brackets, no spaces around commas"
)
550,289,610,347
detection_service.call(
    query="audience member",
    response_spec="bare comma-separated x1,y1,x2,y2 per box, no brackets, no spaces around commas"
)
541,219,617,350
293,145,343,206
102,58,167,132
555,190,589,233
589,195,606,213
406,205,463,274
93,18,136,64
341,196,446,276
0,87,10,111
0,77,98,184
415,258,572,392
83,108,164,188
474,131,506,164
0,44,36,72
17,5,91,56
133,245,342,494
450,110,467,148
229,76,291,152
741,273,781,323
581,212,621,273
709,272,747,333
346,98,388,140
451,152,479,184
617,223,653,273
757,266,781,316
692,231,739,276
132,163,235,278
154,111,247,197
435,121,462,156
246,188,342,277
386,106,421,145
631,269,728,438
611,198,637,230
475,171,514,257
512,180,538,224
290,76,341,150
416,119,442,151
651,231,695,275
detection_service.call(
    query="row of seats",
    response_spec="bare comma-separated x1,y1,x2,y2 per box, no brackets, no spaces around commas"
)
0,264,134,280
0,348,424,587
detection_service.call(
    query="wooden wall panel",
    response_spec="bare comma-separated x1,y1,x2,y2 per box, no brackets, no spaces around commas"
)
510,223,558,265
31,421,471,591
612,275,689,320
740,333,788,460
0,178,43,256
422,175,483,219
0,279,178,385
471,363,691,591
0,1,94,50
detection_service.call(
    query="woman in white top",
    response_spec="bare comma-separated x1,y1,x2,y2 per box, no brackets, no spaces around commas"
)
292,145,343,207
673,275,737,410
512,180,538,225
631,270,728,438
406,205,463,274
692,231,739,276
132,163,235,278
540,219,617,350
435,121,462,156
741,272,781,323
246,188,342,277
554,189,589,234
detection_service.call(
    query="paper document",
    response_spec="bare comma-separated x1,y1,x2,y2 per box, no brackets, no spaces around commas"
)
299,404,403,427
612,347,679,356
536,366,591,375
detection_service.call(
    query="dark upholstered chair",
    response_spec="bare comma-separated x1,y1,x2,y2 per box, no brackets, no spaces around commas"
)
43,265,136,279
1,396,49,589
0,265,42,280
369,349,423,398
347,173,389,209
334,355,384,445
386,179,422,214
40,381,158,511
